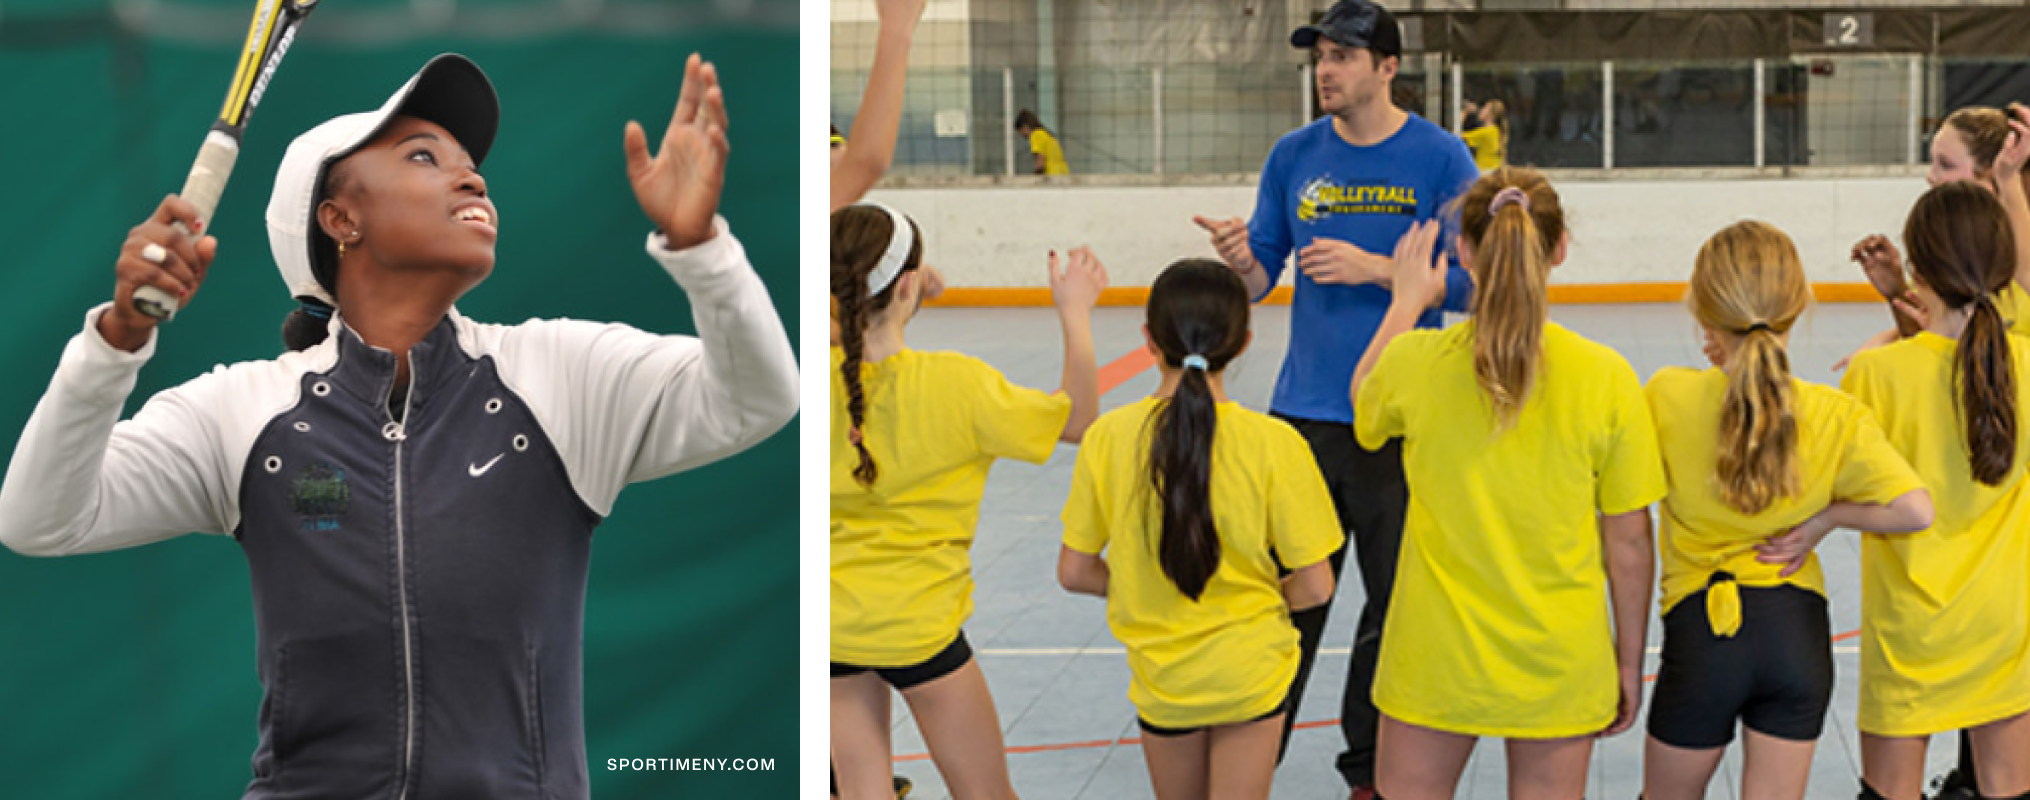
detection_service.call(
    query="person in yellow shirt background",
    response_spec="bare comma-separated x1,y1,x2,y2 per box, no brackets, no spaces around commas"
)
1642,220,1933,800
829,203,1106,800
1015,109,1071,176
1844,104,2030,355
1058,258,1341,800
1841,181,2030,800
1460,99,1507,172
1348,167,1666,800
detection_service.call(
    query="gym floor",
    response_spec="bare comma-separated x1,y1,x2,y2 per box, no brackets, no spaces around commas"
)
876,301,1963,800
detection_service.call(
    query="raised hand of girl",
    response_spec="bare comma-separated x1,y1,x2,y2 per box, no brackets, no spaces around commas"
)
1388,219,1446,311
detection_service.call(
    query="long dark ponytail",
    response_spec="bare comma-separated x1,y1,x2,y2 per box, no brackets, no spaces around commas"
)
1144,259,1250,600
1905,181,2019,485
831,203,923,487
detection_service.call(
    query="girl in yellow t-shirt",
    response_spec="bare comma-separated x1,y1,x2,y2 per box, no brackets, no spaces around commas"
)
829,203,1106,800
1015,109,1070,176
1842,182,2030,800
1058,258,1341,799
1349,167,1668,800
1460,99,1507,172
1844,104,2030,358
1643,220,1932,800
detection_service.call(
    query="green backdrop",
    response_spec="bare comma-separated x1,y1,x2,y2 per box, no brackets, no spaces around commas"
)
0,1,798,796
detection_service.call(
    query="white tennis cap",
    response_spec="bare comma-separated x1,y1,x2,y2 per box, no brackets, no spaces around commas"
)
266,53,498,305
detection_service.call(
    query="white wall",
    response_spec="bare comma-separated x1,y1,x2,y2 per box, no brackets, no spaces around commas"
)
865,175,1929,288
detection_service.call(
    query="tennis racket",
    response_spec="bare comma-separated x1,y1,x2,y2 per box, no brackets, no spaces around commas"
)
134,0,320,321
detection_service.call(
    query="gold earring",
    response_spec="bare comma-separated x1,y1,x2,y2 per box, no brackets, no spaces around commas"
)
337,239,346,260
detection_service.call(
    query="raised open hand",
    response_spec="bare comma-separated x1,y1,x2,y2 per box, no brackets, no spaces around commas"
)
626,53,729,251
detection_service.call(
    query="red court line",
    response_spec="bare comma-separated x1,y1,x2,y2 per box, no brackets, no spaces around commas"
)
894,628,1864,762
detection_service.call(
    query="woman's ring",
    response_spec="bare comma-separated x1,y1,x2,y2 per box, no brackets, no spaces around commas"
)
141,243,168,265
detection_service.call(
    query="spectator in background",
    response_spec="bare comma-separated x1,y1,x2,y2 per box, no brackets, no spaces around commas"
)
1015,109,1070,175
1461,99,1508,171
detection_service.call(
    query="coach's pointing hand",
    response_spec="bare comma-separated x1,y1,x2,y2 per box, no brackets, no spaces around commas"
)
1193,215,1257,273
103,194,217,352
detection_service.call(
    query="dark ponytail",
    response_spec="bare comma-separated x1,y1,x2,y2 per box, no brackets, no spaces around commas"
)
1144,259,1250,600
280,300,335,352
831,204,923,487
1905,181,2019,485
1961,296,2016,485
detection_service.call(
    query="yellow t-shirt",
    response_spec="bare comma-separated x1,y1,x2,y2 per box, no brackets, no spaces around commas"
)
830,348,1071,667
1842,333,2030,735
1461,124,1504,171
1061,397,1342,728
1029,129,1070,176
1355,322,1667,738
1645,367,1923,625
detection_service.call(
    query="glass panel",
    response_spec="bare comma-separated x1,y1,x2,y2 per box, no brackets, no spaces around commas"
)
1160,64,1300,175
1765,62,1807,168
1796,54,1912,167
1463,64,1605,170
1054,67,1155,175
1612,62,1756,168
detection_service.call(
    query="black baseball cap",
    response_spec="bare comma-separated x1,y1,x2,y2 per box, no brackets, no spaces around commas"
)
1291,0,1403,57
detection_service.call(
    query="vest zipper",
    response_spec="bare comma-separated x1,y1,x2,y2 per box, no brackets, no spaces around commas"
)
386,359,417,800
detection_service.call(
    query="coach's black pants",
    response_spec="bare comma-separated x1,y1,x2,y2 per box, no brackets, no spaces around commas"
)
1274,416,1406,791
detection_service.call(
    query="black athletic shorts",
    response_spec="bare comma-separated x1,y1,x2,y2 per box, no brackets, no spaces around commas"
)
1648,582,1833,748
830,632,974,691
1138,694,1291,738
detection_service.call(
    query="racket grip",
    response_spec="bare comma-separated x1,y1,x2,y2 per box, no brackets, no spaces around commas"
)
134,131,240,322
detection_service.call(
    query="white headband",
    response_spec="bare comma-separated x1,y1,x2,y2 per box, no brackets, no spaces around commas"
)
864,202,914,295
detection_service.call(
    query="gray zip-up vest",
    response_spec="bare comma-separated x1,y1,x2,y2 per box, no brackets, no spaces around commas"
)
239,319,597,798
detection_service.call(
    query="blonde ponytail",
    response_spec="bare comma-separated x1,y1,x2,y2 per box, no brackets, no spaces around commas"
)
1690,220,1809,513
1458,168,1564,427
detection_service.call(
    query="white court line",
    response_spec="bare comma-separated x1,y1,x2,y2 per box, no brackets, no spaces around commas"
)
977,645,1862,657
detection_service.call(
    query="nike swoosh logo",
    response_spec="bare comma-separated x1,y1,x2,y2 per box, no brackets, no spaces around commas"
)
468,453,505,477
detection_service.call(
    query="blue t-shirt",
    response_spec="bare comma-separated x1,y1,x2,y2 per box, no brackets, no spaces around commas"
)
1248,113,1479,424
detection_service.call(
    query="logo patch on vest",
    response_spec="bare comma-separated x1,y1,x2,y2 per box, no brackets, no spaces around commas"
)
291,462,351,532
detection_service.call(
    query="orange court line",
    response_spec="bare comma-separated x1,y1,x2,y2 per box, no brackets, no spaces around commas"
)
926,283,1882,308
1096,347,1157,396
1055,346,1159,397
893,627,1866,762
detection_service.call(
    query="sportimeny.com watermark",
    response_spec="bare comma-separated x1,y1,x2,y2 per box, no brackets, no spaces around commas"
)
607,757,777,772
